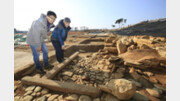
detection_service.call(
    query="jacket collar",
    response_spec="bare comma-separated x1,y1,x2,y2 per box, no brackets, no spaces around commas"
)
59,20,71,31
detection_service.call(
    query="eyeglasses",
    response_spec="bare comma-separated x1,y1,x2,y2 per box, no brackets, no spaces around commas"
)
47,16,56,22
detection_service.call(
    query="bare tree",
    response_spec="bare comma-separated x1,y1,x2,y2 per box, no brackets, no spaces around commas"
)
75,27,78,31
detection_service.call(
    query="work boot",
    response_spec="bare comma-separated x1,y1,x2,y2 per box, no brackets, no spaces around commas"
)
36,68,46,74
44,64,54,69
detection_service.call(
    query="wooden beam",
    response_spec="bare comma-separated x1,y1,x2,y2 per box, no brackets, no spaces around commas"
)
42,52,79,79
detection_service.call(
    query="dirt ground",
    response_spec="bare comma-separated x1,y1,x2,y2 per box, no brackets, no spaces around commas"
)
14,51,34,69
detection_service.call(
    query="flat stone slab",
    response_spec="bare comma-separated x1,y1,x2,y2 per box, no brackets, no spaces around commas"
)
119,49,166,69
21,76,101,97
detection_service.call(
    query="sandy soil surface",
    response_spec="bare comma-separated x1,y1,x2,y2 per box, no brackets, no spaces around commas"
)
14,51,44,69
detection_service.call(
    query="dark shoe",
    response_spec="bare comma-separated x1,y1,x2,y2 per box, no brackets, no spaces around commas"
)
58,58,65,63
58,60,63,63
36,68,46,74
62,58,65,61
44,64,54,69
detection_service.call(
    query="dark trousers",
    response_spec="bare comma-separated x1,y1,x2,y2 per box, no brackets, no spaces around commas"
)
51,39,64,63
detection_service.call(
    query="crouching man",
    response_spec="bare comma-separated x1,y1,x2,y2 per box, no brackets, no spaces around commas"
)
26,11,56,74
51,17,71,63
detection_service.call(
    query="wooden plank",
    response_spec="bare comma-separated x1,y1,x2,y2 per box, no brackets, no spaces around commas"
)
42,52,79,79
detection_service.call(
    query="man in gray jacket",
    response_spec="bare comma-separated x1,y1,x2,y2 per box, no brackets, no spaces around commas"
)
26,11,56,74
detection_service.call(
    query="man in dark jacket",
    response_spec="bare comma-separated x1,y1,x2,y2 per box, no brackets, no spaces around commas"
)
26,11,56,74
51,17,71,63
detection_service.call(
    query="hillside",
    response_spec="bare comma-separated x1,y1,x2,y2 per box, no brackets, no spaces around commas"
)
111,18,166,37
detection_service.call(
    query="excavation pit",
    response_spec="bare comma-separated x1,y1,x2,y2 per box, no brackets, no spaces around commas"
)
14,43,105,80
14,35,166,101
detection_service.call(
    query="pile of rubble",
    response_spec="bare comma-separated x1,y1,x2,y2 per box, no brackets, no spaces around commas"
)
103,34,166,69
97,34,166,100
